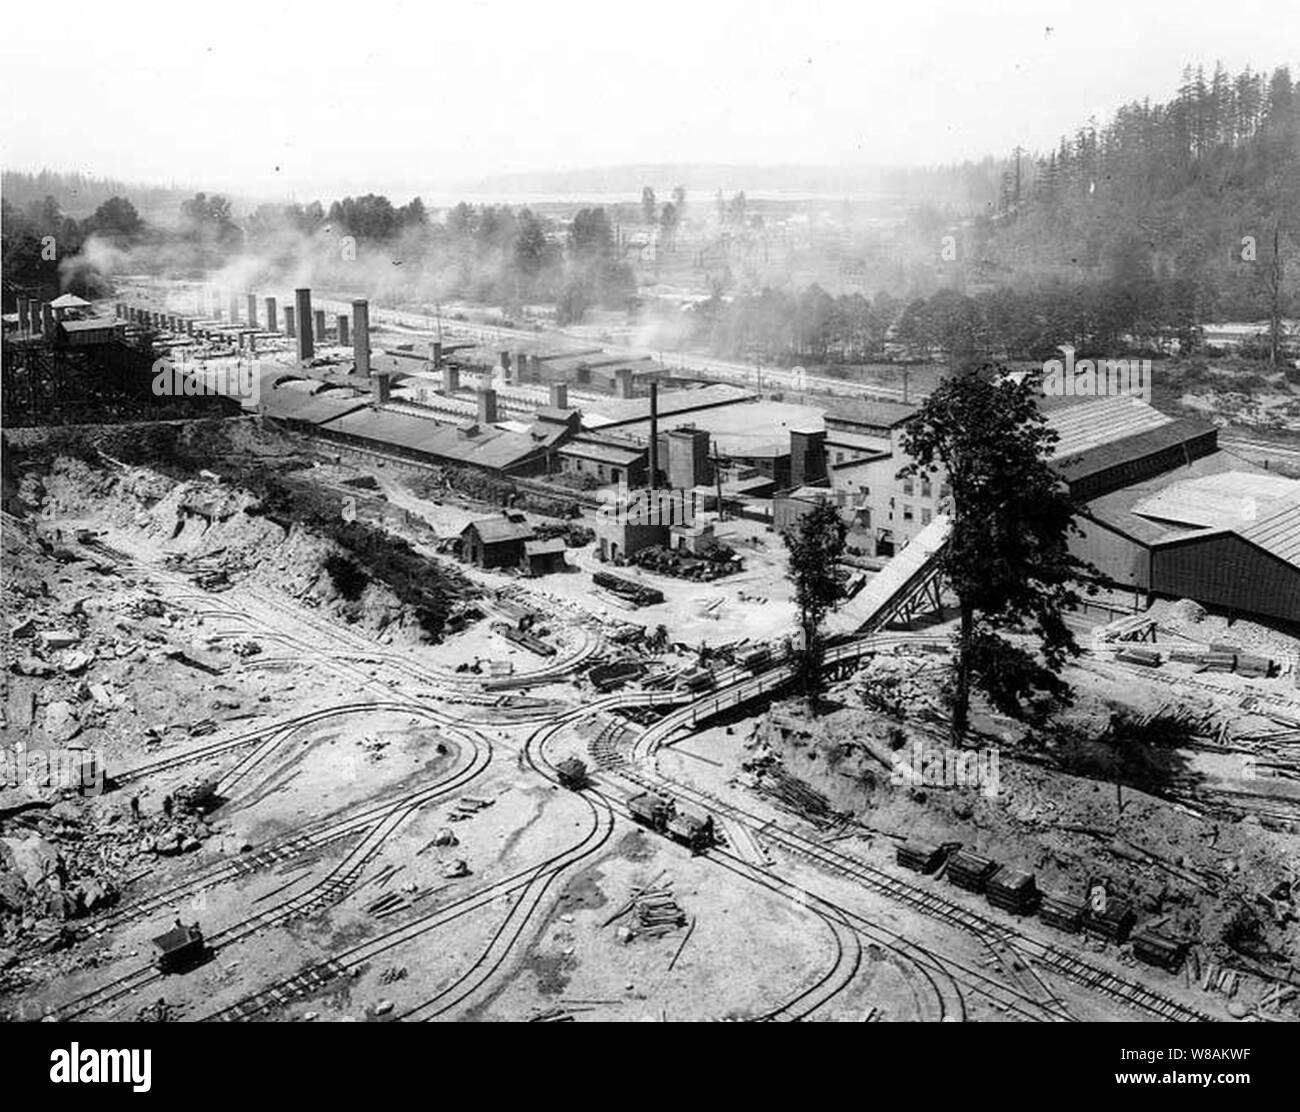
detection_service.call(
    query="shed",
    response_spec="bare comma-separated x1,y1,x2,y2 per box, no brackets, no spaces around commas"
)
524,537,568,577
151,921,206,973
458,516,535,570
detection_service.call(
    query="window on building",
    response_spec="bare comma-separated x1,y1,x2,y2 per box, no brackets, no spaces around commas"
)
921,508,932,525
902,478,914,496
836,451,845,464
903,504,914,521
939,482,951,499
921,478,932,498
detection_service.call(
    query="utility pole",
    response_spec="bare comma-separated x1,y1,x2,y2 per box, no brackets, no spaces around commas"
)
1269,223,1282,369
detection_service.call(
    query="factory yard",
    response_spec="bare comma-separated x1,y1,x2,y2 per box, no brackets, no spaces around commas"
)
3,389,1300,1027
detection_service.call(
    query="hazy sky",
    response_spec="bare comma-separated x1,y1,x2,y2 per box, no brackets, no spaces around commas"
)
1,0,1296,202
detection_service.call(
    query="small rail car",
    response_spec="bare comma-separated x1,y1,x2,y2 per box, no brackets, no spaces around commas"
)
151,921,208,975
737,646,772,672
626,791,714,853
555,757,589,791
680,666,716,692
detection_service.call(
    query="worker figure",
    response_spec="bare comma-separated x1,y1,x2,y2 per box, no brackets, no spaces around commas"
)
130,795,140,820
162,795,173,819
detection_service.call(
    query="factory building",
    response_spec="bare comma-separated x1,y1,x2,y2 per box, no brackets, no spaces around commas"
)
803,391,1300,627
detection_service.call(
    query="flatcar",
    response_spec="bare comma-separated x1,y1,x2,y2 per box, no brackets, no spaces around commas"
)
681,666,716,692
737,646,771,672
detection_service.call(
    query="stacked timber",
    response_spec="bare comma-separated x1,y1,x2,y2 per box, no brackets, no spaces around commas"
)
1132,928,1186,972
1038,891,1086,933
1084,898,1136,943
985,867,1039,915
896,839,945,874
946,849,999,893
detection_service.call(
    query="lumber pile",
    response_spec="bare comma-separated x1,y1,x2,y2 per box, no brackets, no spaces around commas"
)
896,839,945,875
1039,891,1085,933
755,767,843,828
946,849,999,893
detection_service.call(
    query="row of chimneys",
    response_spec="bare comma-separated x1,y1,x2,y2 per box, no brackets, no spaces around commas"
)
112,288,372,373
15,297,59,335
492,350,637,399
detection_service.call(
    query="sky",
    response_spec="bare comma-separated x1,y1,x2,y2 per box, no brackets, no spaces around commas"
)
1,0,1297,203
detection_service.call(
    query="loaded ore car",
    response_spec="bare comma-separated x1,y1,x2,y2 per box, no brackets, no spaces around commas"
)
151,921,208,974
555,757,589,791
1132,928,1186,972
1084,898,1136,943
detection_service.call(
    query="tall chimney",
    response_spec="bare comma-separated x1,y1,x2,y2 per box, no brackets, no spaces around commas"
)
314,309,326,342
648,382,659,490
444,365,460,394
477,386,498,425
549,382,568,409
42,303,55,335
499,351,512,381
337,314,350,346
246,294,258,329
373,372,391,405
265,296,278,332
18,299,30,332
229,293,240,323
615,367,634,398
284,306,296,337
432,340,442,367
295,288,314,361
528,354,542,383
352,299,370,377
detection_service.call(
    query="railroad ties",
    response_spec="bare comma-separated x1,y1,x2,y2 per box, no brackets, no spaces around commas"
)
214,958,352,1022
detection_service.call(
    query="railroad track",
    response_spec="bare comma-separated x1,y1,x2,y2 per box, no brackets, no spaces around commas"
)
52,720,492,1020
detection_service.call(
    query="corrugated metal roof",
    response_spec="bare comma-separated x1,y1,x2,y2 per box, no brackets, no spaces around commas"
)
259,389,370,425
1241,495,1300,568
1051,419,1210,481
320,407,543,470
558,439,645,466
1045,396,1175,459
1131,472,1300,529
822,398,918,430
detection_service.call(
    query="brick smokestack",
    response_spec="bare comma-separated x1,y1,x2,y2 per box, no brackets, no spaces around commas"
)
18,299,30,332
432,341,442,367
352,300,370,376
42,303,55,334
314,309,326,342
284,306,296,337
295,288,314,361
648,381,659,490
499,351,511,381
477,386,498,424
337,314,349,346
246,294,258,328
615,367,634,398
373,372,391,405
529,354,543,383
265,296,278,332
549,382,568,409
444,365,460,394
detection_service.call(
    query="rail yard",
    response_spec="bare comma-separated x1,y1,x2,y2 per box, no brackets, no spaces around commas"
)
2,322,1298,1025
